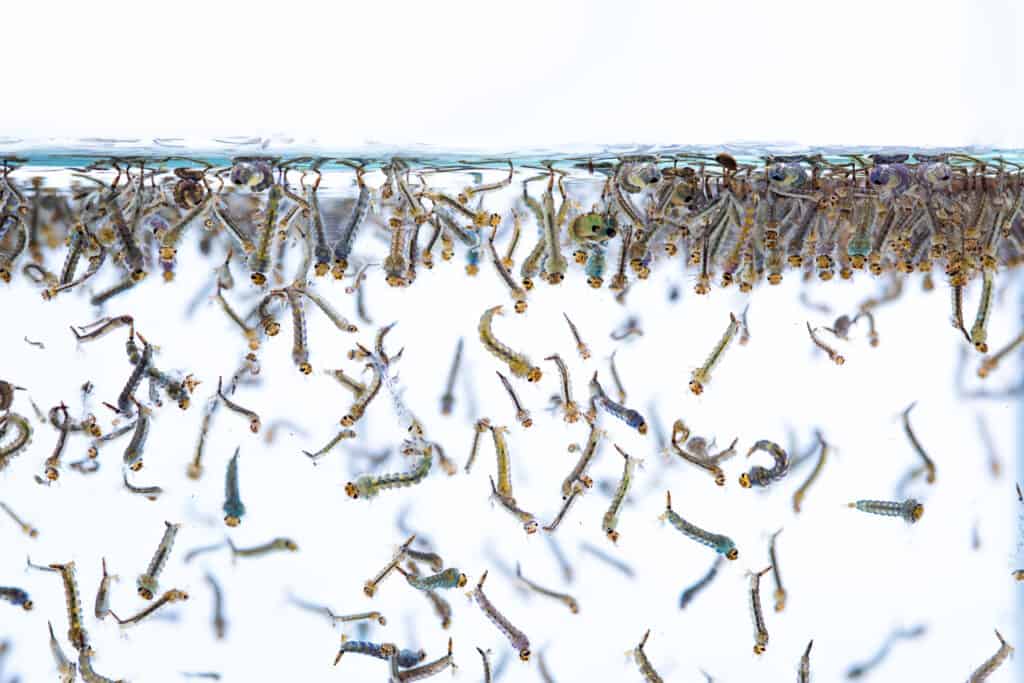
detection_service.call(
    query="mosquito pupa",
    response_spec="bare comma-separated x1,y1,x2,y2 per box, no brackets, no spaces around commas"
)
690,313,740,395
631,630,665,683
94,558,117,620
137,521,181,600
902,402,936,484
0,500,38,538
469,571,531,661
479,305,541,382
793,431,829,513
514,562,578,614
602,444,641,543
847,498,924,524
739,439,790,489
660,491,739,560
806,322,845,365
679,556,723,609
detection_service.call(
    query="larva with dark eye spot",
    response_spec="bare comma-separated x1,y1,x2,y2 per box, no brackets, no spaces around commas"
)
478,306,541,382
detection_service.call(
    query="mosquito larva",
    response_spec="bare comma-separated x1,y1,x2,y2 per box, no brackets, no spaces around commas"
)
902,402,936,484
806,322,845,365
341,362,382,427
302,429,357,462
227,537,299,560
296,286,359,334
514,562,578,613
739,439,790,488
120,399,151,471
977,327,1024,378
602,444,640,543
660,491,739,560
479,305,542,382
0,412,33,471
465,418,491,473
545,354,580,423
768,529,787,612
489,476,539,535
221,447,246,526
0,586,32,610
486,224,528,312
333,635,425,668
48,621,77,683
562,313,591,359
137,521,180,600
793,431,829,513
332,169,371,278
49,561,88,650
749,565,772,655
679,556,723,609
111,588,189,626
395,565,468,591
631,630,665,683
78,645,126,683
91,559,117,621
0,500,38,538
589,371,648,434
690,312,740,395
205,572,227,640
440,338,463,416
469,571,531,661
490,424,514,498
363,535,416,598
970,268,994,353
965,629,1013,682
798,640,813,683
496,371,532,428
216,377,261,433
846,625,927,678
847,498,924,524
346,442,433,499
608,350,627,403
406,547,445,573
561,423,604,498
395,637,456,681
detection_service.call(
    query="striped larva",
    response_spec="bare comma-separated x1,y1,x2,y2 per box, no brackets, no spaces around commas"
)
478,305,541,382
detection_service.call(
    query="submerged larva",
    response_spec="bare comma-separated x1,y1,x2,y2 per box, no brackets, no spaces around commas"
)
478,305,541,382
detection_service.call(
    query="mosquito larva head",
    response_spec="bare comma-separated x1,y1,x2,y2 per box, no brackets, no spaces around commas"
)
465,264,479,276
725,548,739,561
587,275,603,288
250,272,267,286
138,587,154,600
518,649,531,662
688,380,704,395
130,460,144,472
131,269,147,283
224,515,241,528
527,367,542,383
738,473,752,488
521,278,534,291
299,362,313,376
694,281,710,295
513,300,528,314
186,463,202,480
714,473,726,487
547,272,565,285
573,250,587,265
21,600,33,611
606,529,620,543
248,418,260,433
345,482,360,499
524,520,539,534
385,274,407,287
974,341,989,354
45,467,59,481
456,573,468,588
910,504,925,522
754,644,766,656
637,422,648,435
832,355,846,366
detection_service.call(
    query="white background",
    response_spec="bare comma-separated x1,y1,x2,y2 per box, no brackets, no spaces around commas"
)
1,1,1023,682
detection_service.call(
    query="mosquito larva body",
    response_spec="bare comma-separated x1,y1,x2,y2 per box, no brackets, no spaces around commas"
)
970,268,994,353
739,439,790,488
297,286,359,334
545,354,580,423
846,625,927,678
94,558,117,620
602,444,640,543
346,444,433,499
302,429,357,461
632,630,665,683
514,562,578,613
465,418,491,473
395,637,456,681
690,312,740,395
0,412,33,471
48,621,77,683
768,529,787,612
848,498,924,524
0,500,38,537
333,635,425,668
341,362,382,427
406,547,444,573
332,173,371,278
490,424,516,499
806,322,845,365
78,645,126,683
661,491,739,560
608,350,627,403
0,586,32,610
49,561,88,650
487,225,528,312
222,447,246,526
496,372,532,428
679,556,723,609
589,371,647,434
543,479,585,533
470,571,531,661
395,566,468,591
561,423,604,498
479,305,541,382
205,573,226,639
111,588,189,627
793,431,829,513
749,566,772,655
562,313,591,359
227,537,299,560
137,521,181,600
966,629,1013,682
902,402,937,484
116,334,151,415
799,640,813,683
216,377,261,433
440,338,463,416
476,646,492,683
363,535,416,598
977,327,1024,378
249,184,283,285
489,476,539,535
